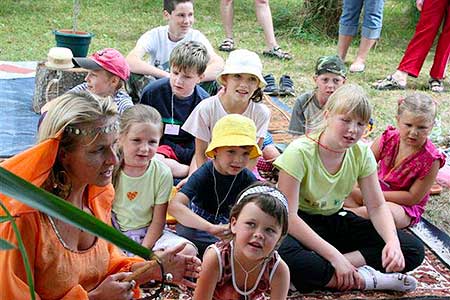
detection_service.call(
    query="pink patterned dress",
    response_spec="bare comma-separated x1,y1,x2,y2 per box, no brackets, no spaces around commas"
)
209,240,281,300
377,126,445,225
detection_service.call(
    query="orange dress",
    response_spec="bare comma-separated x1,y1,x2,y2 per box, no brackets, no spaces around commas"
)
0,137,142,300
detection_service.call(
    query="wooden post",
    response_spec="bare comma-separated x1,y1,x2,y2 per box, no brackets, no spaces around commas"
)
32,62,87,113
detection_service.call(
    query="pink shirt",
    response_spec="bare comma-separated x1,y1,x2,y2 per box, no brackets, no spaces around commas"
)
377,126,445,225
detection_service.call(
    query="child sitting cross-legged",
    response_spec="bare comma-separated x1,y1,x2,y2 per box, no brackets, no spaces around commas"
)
168,114,259,256
140,40,210,179
193,183,290,300
345,93,446,229
112,104,197,256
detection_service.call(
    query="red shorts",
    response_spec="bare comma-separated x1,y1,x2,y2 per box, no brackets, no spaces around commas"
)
157,145,179,161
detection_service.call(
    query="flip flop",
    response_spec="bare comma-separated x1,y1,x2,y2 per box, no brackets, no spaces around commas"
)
372,75,406,90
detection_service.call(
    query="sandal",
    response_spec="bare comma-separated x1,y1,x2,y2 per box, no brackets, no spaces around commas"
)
218,38,234,52
263,46,292,60
372,75,406,90
429,78,444,93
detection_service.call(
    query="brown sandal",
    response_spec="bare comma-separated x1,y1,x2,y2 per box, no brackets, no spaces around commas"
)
218,38,234,52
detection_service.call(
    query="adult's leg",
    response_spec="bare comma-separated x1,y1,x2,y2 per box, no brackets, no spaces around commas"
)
350,0,384,71
337,0,364,60
397,0,446,78
430,0,450,80
220,0,234,39
254,0,278,50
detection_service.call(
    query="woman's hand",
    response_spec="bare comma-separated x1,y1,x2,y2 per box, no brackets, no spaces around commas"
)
330,254,360,291
159,243,202,288
382,240,405,272
416,0,424,11
88,272,135,300
208,223,230,239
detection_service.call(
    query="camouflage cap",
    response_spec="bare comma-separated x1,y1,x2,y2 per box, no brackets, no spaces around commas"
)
315,55,347,78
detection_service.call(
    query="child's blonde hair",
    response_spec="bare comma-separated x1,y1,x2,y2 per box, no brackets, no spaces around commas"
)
398,93,437,123
170,41,209,75
309,84,372,134
113,104,163,185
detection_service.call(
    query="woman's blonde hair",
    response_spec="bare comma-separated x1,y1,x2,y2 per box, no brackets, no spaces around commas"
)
38,91,118,151
308,84,372,134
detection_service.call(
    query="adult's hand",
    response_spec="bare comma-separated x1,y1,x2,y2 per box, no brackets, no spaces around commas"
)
382,240,405,273
416,0,424,11
88,272,135,300
159,243,202,288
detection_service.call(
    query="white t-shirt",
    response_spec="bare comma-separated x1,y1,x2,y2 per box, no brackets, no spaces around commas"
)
135,25,215,71
182,95,271,142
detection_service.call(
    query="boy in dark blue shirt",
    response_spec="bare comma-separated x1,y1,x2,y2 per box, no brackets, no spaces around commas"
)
141,41,209,178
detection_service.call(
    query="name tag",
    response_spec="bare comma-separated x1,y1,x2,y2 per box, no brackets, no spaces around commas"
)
164,124,180,135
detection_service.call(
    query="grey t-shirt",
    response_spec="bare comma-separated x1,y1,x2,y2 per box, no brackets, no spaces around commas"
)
288,90,322,135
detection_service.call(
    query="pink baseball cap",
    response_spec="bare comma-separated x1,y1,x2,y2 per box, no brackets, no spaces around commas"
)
72,48,130,80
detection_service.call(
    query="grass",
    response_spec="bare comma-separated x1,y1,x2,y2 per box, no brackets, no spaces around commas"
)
1,0,449,233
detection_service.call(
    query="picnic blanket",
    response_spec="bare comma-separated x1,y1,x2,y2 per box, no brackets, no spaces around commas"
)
0,61,39,158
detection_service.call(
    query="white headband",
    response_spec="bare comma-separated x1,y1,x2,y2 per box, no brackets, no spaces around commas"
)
237,186,289,211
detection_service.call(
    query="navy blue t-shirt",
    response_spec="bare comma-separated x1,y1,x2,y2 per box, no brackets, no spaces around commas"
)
180,161,257,223
140,78,209,164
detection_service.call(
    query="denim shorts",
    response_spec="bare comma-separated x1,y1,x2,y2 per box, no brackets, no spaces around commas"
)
339,0,385,39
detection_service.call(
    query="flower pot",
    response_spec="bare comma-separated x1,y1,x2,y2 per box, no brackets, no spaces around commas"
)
53,29,93,57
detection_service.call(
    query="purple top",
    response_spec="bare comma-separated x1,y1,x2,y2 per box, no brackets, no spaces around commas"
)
377,126,445,225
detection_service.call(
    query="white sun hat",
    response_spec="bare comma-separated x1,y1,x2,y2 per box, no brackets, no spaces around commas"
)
45,47,74,70
217,49,267,88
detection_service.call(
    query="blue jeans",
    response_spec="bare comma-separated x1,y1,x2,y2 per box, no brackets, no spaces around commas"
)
339,0,385,39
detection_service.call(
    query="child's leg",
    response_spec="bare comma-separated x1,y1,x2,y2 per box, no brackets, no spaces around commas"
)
387,202,412,229
338,0,363,60
153,229,198,257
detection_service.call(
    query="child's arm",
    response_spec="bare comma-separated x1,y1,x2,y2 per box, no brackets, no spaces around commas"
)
370,136,382,161
359,171,405,272
383,160,440,206
269,259,290,300
168,192,230,238
126,46,170,78
278,171,359,290
246,137,264,171
141,203,167,250
192,247,220,300
194,138,208,169
203,51,224,82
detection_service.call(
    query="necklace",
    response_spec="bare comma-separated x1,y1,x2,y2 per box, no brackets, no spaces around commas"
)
231,241,266,299
306,133,346,154
212,164,237,220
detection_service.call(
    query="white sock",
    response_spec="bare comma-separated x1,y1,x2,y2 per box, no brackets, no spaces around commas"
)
357,265,417,292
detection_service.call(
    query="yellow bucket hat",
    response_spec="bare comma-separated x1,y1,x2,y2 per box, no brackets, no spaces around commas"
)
205,114,262,159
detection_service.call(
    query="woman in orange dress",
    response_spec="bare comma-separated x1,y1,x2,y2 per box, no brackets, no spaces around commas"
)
0,91,201,300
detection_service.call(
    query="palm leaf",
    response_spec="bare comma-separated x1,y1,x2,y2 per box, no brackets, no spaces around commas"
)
0,166,153,260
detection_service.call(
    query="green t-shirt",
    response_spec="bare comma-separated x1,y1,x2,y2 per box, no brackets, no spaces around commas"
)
274,134,377,215
113,159,173,231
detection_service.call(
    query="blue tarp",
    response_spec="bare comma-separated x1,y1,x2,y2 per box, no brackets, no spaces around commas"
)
0,78,39,157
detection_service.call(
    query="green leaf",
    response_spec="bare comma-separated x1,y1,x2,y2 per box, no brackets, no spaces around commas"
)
0,238,15,250
0,167,153,260
0,215,11,223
